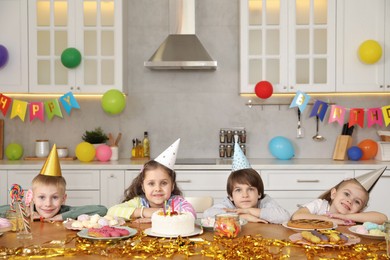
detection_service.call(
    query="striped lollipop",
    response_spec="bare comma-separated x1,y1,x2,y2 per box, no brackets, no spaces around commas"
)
9,184,24,209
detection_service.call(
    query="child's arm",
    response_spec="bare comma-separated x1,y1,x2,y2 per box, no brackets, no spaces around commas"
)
107,197,142,220
328,211,388,225
57,205,108,220
203,197,235,219
291,207,348,225
258,195,291,224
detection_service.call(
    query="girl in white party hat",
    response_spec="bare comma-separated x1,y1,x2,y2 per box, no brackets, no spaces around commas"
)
108,139,196,222
291,167,388,225
203,136,290,224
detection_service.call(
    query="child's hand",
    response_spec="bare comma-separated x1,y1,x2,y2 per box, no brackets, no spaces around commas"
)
325,212,356,226
46,214,63,222
133,218,151,224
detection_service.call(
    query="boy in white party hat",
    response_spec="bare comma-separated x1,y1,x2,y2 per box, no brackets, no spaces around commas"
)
292,167,388,225
0,144,107,222
203,136,290,224
108,139,196,221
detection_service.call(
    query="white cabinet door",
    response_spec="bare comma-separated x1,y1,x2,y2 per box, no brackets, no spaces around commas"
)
0,171,8,205
0,0,28,93
65,190,100,206
336,0,388,92
355,169,390,218
240,0,336,94
28,0,124,93
100,170,125,208
265,190,321,215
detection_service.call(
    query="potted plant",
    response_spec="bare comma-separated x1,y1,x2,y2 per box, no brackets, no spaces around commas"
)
82,127,109,144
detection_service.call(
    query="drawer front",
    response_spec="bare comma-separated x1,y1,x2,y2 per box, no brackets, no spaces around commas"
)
261,170,354,190
175,170,230,191
7,170,100,190
266,190,323,215
66,191,100,206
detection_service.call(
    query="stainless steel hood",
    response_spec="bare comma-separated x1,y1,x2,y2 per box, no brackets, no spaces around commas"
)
144,0,217,70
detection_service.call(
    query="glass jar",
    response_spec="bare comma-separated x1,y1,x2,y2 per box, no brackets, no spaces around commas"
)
214,213,241,238
219,130,226,143
226,130,233,143
35,140,49,158
219,145,226,158
225,144,233,158
385,221,390,257
240,130,247,143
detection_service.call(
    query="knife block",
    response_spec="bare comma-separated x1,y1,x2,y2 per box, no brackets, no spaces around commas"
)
333,135,352,161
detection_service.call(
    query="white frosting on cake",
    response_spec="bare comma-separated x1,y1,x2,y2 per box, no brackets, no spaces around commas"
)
151,210,195,236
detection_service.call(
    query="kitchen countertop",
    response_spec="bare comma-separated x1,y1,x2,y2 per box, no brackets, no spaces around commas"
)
0,158,389,171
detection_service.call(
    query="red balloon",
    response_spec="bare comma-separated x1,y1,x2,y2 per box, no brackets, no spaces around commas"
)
254,81,273,99
357,139,378,160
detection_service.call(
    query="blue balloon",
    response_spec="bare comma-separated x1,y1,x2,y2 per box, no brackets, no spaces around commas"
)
268,136,295,160
347,146,363,161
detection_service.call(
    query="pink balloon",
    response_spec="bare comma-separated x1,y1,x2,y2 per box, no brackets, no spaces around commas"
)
95,144,112,162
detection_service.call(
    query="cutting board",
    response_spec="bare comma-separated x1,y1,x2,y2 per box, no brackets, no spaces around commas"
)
24,156,77,161
0,119,3,159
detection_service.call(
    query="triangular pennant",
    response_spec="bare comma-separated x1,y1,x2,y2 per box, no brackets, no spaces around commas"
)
44,99,63,120
59,92,80,115
10,99,28,121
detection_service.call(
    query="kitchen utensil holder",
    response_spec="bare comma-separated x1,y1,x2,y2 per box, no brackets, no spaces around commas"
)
219,127,246,158
332,135,352,161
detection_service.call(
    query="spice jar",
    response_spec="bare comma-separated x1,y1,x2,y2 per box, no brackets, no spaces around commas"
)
219,130,226,143
219,145,226,158
226,130,233,143
214,213,241,238
240,130,247,143
226,144,233,158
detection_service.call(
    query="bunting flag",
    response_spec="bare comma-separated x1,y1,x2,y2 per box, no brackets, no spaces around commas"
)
0,94,12,116
29,102,45,122
367,108,383,128
328,105,346,125
10,99,28,121
44,99,63,120
290,91,390,128
0,92,80,122
59,92,80,115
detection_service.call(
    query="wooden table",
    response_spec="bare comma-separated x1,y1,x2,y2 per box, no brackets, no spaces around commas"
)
0,221,387,259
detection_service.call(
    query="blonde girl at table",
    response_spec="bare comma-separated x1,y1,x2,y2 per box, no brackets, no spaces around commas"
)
0,145,107,221
291,167,388,225
107,139,196,222
203,137,290,224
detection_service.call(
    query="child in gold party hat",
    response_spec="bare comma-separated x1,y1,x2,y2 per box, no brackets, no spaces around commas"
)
27,144,107,221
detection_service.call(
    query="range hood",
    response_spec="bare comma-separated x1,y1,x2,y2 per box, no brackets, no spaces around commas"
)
144,0,217,70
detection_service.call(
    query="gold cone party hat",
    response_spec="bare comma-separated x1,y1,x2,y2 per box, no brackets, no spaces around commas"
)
355,166,386,193
39,144,62,177
154,138,180,170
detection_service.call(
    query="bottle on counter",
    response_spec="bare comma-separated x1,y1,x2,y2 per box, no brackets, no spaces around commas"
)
131,139,137,158
143,131,150,158
135,138,143,158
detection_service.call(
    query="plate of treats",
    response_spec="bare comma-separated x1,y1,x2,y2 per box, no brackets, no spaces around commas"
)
282,219,337,232
63,214,125,230
144,227,203,238
195,217,248,230
348,222,386,240
289,230,360,247
0,218,12,233
77,226,137,241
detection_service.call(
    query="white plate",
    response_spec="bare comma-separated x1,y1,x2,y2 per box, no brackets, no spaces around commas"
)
63,218,126,231
144,227,203,238
348,225,385,240
282,221,337,232
289,232,360,247
77,226,137,241
195,218,248,230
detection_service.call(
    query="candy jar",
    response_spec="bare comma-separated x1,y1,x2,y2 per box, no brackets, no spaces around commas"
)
214,213,241,238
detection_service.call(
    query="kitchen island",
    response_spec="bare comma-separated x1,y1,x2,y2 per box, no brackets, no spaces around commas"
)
0,220,387,259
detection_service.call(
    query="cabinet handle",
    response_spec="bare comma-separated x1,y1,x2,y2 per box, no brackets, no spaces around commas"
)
296,179,319,183
380,85,384,88
177,180,191,183
387,85,390,89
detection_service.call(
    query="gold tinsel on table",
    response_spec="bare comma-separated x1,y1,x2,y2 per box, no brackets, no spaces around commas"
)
0,232,389,259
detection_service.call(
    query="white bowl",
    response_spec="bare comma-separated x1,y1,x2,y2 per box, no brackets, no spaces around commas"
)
57,147,68,158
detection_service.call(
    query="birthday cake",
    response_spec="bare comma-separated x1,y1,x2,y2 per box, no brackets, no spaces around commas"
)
151,209,195,236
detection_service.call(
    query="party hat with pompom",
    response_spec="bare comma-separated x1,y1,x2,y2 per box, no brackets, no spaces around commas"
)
155,139,180,170
39,144,62,177
232,135,251,172
355,166,386,192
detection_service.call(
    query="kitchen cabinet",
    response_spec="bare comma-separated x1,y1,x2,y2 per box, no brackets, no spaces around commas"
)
260,169,354,214
28,0,125,93
0,171,7,205
336,0,389,92
100,170,125,208
355,169,390,218
0,0,28,93
240,0,336,94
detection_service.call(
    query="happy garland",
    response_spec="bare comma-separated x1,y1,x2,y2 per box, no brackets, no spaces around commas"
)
0,92,80,122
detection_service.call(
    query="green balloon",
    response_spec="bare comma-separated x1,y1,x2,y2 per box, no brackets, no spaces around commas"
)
101,89,126,115
5,143,24,160
61,48,82,68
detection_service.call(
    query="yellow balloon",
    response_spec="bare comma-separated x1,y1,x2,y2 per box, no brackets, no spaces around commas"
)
358,40,382,64
75,142,96,162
